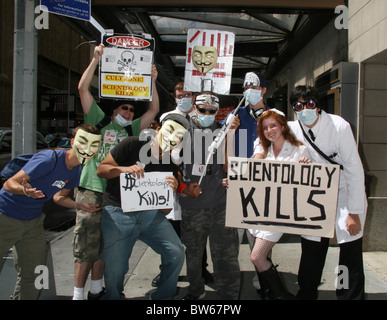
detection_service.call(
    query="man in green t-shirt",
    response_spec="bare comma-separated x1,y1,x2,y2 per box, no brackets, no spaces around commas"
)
72,43,159,300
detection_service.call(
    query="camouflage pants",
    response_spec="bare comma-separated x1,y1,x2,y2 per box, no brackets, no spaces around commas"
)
73,189,103,263
181,204,240,299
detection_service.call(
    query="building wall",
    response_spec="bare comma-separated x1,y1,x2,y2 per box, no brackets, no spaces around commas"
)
0,0,15,127
269,9,387,251
0,2,94,131
267,19,348,117
349,0,387,251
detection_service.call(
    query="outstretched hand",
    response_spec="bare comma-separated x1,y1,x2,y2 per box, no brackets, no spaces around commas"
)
22,178,45,199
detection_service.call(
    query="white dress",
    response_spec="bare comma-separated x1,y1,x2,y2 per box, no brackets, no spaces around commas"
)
249,140,311,242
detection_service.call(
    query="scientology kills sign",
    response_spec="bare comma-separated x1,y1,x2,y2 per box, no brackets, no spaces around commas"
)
120,172,174,212
226,157,340,238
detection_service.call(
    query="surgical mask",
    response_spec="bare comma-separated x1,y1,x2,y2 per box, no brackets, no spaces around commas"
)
197,114,215,128
72,129,101,165
244,89,262,106
115,113,132,127
296,109,318,126
177,98,193,112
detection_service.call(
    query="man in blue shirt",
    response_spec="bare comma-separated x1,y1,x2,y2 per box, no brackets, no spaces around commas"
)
223,71,268,158
0,124,101,299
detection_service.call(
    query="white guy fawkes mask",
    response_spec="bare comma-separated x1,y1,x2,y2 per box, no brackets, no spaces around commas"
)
192,46,218,74
72,129,101,165
158,120,187,153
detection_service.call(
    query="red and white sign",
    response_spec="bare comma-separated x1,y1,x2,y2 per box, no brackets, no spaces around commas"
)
105,36,152,49
184,29,235,95
100,34,155,101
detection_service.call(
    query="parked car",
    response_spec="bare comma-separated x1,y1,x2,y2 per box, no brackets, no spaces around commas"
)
0,128,49,170
50,137,71,150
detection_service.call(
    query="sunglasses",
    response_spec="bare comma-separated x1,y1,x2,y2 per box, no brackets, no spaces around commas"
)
121,105,135,112
292,100,317,112
196,106,218,115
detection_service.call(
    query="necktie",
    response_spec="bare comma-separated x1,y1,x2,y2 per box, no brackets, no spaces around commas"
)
309,129,316,142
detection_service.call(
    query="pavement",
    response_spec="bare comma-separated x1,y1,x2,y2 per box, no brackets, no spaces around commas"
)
1,222,387,302
2,225,386,302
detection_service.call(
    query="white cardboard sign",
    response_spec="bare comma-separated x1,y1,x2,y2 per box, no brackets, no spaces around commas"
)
100,34,154,100
226,157,340,238
120,171,174,212
184,29,235,95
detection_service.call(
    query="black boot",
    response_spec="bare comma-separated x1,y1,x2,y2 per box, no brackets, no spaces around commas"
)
259,265,295,300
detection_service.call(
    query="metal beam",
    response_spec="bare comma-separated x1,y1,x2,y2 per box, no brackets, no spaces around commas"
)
91,0,344,9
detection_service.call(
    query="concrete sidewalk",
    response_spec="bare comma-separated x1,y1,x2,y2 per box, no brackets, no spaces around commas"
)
37,227,387,300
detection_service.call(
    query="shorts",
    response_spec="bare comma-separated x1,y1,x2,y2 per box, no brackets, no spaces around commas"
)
248,228,283,243
72,188,104,263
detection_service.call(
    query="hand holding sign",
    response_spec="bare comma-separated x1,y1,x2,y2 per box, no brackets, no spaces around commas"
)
122,163,145,179
226,157,340,238
183,182,202,198
120,171,174,212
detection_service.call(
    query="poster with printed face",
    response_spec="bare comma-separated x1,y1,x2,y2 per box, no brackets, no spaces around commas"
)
226,157,340,238
120,172,174,212
184,29,235,95
100,34,155,100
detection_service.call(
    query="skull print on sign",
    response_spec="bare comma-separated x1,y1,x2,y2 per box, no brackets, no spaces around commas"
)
117,50,135,72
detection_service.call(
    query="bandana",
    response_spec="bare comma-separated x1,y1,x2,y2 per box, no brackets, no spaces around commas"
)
195,94,219,109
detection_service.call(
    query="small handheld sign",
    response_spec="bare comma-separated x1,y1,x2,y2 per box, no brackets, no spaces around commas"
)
120,171,174,212
100,33,155,101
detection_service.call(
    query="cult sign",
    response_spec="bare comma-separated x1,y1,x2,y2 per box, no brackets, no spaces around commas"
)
225,157,340,238
99,33,155,100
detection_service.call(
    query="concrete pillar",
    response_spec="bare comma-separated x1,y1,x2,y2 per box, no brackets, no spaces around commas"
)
12,0,38,157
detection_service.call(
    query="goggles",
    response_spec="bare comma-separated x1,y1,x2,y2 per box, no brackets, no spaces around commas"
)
292,100,317,112
196,106,218,115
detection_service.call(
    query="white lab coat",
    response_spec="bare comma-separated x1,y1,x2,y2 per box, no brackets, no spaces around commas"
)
286,111,367,244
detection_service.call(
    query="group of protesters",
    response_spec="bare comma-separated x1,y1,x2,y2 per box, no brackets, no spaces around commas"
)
0,43,367,301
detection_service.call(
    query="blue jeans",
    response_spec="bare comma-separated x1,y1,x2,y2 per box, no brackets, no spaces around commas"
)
101,206,184,300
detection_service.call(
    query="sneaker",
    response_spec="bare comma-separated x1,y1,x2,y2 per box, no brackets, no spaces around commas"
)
181,292,206,300
87,287,106,300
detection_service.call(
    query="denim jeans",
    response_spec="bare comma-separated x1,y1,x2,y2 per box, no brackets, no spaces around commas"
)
101,206,184,300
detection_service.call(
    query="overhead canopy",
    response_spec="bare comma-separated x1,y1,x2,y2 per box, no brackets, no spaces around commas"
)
66,1,345,97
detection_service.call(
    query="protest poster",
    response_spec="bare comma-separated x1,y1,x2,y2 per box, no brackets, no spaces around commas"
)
184,29,235,95
99,33,155,100
120,171,174,212
226,157,340,238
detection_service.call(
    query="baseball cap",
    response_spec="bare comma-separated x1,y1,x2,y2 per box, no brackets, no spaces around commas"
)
243,72,267,88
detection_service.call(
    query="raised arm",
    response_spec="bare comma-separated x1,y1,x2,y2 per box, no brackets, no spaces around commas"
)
78,44,104,116
140,64,160,130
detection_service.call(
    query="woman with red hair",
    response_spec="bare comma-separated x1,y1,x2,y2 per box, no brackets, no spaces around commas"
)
250,109,310,300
